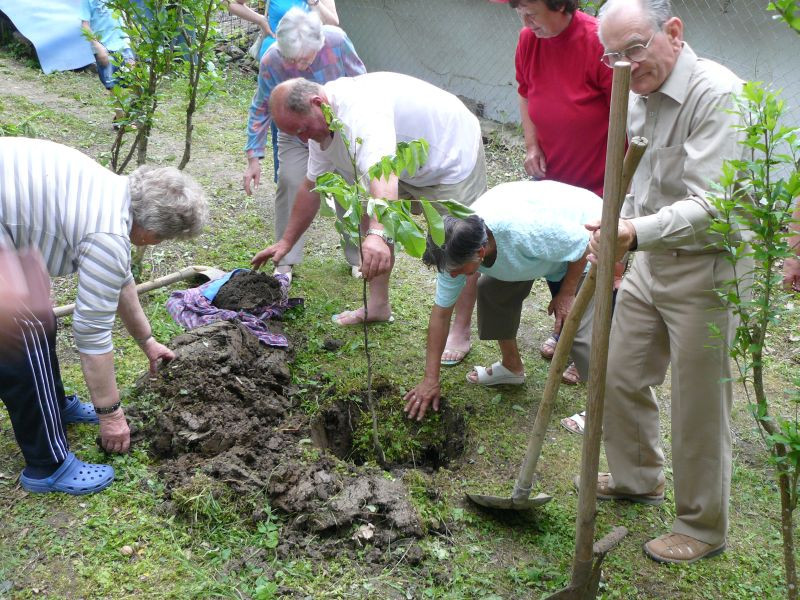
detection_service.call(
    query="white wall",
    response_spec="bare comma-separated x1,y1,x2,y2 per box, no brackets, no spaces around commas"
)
338,0,800,127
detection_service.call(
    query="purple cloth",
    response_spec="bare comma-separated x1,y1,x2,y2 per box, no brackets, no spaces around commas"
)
165,273,302,348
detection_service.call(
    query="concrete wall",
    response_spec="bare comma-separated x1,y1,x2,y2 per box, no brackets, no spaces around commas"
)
338,0,800,127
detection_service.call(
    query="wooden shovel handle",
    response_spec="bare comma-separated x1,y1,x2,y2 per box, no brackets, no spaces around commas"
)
511,136,646,500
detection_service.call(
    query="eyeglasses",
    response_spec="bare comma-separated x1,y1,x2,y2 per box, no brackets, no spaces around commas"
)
600,31,657,68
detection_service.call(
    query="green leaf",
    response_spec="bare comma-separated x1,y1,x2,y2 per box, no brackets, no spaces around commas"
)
394,220,427,257
436,199,474,218
420,198,445,246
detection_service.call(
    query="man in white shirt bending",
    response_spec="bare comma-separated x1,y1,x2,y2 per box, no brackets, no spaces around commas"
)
251,72,486,367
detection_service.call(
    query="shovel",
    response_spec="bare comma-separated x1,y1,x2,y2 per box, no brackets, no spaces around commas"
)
547,61,634,600
53,264,226,318
466,63,645,513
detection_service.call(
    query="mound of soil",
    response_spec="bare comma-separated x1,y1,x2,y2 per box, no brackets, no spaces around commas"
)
211,270,283,312
133,321,425,554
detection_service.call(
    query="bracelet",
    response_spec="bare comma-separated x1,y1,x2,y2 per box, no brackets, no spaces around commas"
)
95,401,121,415
366,228,394,246
133,333,153,343
307,0,320,5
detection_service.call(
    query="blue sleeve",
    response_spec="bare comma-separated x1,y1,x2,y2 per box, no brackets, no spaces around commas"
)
434,272,466,308
245,55,279,158
79,0,92,22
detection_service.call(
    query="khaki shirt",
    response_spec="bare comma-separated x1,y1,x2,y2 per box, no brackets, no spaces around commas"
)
625,43,748,252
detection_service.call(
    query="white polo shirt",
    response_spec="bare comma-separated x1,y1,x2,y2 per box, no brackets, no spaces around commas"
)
307,72,481,187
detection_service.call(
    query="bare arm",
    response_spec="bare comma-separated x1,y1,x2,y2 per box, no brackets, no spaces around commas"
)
404,304,455,421
784,200,800,292
311,0,339,26
251,177,321,269
548,250,589,334
78,352,129,453
81,20,109,66
226,0,272,36
116,279,175,375
519,95,546,179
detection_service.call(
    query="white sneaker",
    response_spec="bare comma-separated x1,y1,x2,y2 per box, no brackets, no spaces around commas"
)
351,266,363,279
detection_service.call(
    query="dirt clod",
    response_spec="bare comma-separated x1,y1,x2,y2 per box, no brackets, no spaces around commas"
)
211,270,282,312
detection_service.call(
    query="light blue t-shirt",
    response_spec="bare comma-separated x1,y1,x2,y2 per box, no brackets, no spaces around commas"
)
80,0,129,53
434,180,602,308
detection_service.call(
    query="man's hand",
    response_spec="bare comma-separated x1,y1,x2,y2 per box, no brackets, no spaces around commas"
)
403,377,441,421
548,291,575,334
360,233,392,280
243,158,261,196
251,240,291,271
139,337,175,376
99,407,130,453
586,219,637,263
523,146,547,179
784,256,800,292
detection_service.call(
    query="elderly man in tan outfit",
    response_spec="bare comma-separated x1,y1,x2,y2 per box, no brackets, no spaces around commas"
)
578,0,752,564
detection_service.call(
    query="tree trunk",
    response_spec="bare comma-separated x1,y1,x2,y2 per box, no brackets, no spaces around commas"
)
776,446,798,599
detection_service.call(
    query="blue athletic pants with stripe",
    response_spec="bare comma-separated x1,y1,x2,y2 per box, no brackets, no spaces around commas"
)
0,312,69,468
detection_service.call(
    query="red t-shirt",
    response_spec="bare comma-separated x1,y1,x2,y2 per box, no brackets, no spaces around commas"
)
515,10,612,197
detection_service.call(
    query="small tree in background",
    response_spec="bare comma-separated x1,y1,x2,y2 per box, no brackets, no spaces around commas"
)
312,105,472,465
709,81,800,599
102,0,223,172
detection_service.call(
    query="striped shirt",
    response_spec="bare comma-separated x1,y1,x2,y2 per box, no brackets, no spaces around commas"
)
0,137,133,354
245,25,366,159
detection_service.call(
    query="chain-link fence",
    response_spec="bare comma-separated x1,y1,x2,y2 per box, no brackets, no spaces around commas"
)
220,1,799,128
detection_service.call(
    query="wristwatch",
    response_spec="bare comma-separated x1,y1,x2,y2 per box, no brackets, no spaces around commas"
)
366,228,394,246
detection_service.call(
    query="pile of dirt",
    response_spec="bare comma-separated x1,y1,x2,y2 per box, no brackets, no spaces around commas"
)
132,320,425,556
211,270,283,312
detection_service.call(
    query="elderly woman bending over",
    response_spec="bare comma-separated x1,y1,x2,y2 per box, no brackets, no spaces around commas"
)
242,8,365,281
0,137,207,495
404,179,599,421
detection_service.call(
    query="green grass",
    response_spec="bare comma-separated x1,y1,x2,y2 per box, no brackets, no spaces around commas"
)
0,47,798,599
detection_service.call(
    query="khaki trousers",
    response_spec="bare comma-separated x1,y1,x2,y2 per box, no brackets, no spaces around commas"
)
274,131,360,267
603,250,744,545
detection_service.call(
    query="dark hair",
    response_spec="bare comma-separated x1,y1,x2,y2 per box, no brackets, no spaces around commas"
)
508,0,579,14
422,214,488,273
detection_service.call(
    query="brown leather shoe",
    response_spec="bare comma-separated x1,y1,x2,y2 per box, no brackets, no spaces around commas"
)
573,472,665,505
643,533,726,564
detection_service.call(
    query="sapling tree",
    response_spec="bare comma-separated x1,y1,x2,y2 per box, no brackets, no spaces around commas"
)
101,0,223,172
312,105,472,465
708,81,800,599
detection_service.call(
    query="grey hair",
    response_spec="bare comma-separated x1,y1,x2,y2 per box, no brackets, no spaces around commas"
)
128,166,208,240
282,77,323,114
276,7,325,60
599,0,673,35
423,214,488,273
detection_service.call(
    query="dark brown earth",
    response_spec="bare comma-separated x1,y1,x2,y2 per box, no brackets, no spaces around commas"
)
211,270,283,312
130,320,426,557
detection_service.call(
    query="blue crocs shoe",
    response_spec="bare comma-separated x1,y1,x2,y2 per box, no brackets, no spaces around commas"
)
19,452,114,495
61,394,99,424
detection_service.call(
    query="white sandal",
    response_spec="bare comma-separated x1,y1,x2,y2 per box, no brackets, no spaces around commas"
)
466,361,526,386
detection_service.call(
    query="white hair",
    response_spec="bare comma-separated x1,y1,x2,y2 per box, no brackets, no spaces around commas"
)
276,7,325,60
599,0,673,38
128,166,208,240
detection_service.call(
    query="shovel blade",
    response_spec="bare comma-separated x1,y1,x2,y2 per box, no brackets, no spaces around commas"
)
466,491,552,510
